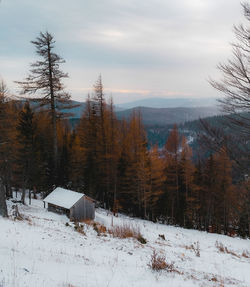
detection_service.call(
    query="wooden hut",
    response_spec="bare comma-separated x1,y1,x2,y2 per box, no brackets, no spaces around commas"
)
43,187,95,221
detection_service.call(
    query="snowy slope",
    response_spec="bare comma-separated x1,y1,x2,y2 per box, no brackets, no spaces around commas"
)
0,197,249,287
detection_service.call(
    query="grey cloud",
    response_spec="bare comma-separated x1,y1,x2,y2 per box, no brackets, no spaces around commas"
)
0,0,244,103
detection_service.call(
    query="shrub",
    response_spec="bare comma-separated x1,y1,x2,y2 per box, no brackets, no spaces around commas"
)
148,250,175,272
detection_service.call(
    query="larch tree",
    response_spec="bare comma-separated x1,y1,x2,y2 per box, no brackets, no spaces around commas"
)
163,124,181,223
104,97,120,210
213,147,234,234
127,111,149,217
179,136,196,227
147,144,166,220
16,31,73,184
116,113,149,217
92,75,110,204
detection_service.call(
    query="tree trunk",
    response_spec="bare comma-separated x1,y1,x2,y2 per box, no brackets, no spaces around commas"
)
0,179,8,217
47,40,58,184
21,187,26,205
29,189,31,205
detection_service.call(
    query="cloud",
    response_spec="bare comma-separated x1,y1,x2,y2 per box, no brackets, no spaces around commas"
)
0,0,244,103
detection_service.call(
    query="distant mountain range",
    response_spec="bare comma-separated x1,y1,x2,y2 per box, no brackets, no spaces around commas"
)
67,97,221,126
116,97,218,109
24,97,222,126
115,106,221,126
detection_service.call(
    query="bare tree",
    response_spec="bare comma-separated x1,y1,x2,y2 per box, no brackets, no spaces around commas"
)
208,3,250,233
209,3,250,139
17,31,74,183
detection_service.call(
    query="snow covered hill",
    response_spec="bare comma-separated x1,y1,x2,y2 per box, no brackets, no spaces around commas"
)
0,197,250,287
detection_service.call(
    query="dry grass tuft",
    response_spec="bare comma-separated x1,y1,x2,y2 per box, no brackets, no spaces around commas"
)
73,222,86,235
109,223,139,238
82,220,107,236
184,241,200,257
109,223,147,244
148,250,176,272
215,241,239,258
82,219,93,225
215,241,227,253
242,250,250,258
93,222,107,236
11,205,23,221
191,241,200,257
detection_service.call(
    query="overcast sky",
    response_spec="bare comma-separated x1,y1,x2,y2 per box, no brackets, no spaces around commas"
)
0,0,245,104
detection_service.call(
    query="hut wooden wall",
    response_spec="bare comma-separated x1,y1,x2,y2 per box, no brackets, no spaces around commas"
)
70,196,95,221
48,204,69,216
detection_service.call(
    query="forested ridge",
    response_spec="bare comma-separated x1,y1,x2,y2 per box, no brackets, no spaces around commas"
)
0,76,249,237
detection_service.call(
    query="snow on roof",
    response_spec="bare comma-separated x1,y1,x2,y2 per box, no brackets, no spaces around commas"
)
43,187,84,209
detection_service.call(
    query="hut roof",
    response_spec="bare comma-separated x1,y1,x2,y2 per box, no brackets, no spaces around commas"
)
43,187,84,209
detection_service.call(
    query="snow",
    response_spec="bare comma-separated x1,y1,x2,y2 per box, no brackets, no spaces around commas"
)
0,195,250,287
43,187,84,209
